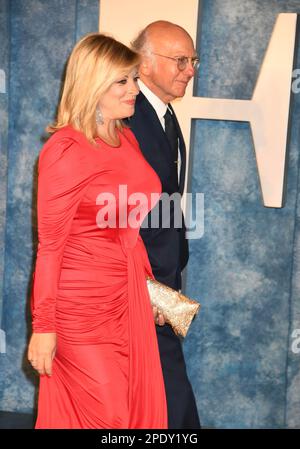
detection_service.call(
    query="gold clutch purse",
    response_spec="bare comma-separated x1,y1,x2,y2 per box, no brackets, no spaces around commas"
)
146,277,201,338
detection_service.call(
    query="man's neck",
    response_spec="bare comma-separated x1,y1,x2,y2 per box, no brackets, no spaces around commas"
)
139,77,174,104
138,80,168,129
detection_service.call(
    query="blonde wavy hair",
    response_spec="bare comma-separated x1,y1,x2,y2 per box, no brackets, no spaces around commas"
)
47,33,140,143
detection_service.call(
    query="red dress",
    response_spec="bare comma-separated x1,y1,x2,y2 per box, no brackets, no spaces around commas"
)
31,125,167,429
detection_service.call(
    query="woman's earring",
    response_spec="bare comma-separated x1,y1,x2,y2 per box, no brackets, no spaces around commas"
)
96,106,104,125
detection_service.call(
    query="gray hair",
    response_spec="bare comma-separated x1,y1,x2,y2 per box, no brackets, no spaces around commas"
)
131,27,152,55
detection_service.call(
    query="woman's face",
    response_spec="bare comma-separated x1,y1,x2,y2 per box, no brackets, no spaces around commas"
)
98,68,140,121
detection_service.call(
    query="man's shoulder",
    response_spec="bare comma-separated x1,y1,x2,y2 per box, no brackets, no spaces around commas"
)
134,91,150,112
132,92,159,124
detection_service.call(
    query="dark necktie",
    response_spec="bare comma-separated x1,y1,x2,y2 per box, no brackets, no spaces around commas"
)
164,107,179,166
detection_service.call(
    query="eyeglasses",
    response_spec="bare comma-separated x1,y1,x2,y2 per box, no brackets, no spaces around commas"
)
151,53,200,71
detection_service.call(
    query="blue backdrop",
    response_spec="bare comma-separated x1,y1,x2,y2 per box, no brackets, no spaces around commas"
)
0,0,300,428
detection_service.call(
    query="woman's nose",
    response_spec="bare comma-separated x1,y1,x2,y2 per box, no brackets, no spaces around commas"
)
128,79,140,95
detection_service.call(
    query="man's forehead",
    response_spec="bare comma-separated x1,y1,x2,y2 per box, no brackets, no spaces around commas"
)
151,32,195,54
148,27,194,47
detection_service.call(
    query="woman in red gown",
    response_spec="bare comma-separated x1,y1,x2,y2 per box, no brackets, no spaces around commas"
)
27,33,167,429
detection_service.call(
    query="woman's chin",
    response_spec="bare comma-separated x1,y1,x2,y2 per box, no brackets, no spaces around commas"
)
120,110,135,119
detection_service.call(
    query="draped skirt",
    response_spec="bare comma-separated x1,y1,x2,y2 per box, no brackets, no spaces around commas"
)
35,236,167,429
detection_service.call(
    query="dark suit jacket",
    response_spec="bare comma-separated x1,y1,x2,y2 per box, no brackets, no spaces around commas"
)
128,92,189,290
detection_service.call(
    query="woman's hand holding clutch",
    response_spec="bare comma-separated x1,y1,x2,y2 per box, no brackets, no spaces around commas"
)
152,305,166,326
147,278,201,337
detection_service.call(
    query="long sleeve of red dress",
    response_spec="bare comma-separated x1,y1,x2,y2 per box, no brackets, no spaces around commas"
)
31,137,91,332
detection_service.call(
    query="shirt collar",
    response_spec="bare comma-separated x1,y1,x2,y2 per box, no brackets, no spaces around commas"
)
138,79,168,120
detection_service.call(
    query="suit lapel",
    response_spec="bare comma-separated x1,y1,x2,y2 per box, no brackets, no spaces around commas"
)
131,92,175,166
129,92,186,194
137,93,170,149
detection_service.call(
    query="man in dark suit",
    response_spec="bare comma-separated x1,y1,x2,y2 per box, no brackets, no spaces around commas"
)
130,21,200,429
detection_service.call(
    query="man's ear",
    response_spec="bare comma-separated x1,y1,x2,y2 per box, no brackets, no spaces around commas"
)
139,56,152,76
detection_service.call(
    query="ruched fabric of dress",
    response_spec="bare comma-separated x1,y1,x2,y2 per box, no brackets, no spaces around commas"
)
31,125,167,429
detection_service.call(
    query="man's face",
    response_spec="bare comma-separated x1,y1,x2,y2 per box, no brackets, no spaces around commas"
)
143,29,197,103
